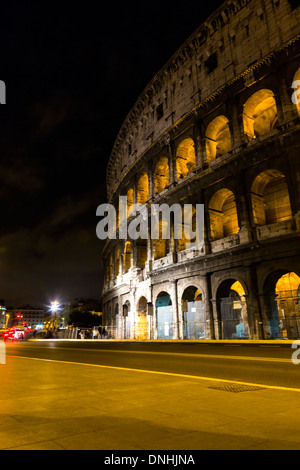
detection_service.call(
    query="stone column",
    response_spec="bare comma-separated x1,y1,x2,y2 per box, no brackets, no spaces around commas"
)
230,99,243,150
146,223,153,272
278,76,298,123
170,280,179,340
193,124,203,168
247,265,264,340
130,287,137,340
211,298,221,340
148,160,154,201
198,189,210,255
178,295,184,340
170,141,178,185
202,274,214,339
236,177,253,244
169,216,177,263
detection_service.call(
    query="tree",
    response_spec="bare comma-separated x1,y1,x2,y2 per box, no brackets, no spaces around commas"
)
68,310,101,328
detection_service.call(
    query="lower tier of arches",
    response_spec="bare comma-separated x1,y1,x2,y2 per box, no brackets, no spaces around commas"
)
102,260,300,341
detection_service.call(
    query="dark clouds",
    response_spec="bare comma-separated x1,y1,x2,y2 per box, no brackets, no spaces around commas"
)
0,0,223,307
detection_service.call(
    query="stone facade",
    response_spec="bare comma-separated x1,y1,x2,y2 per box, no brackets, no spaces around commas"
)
101,0,300,341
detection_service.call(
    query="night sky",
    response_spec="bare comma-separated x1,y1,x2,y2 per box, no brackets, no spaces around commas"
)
0,0,224,308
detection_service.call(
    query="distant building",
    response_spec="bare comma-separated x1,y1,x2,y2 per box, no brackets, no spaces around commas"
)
11,307,46,329
0,301,7,328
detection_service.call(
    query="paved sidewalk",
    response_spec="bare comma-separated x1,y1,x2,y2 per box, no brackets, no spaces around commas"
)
29,338,296,345
1,354,300,450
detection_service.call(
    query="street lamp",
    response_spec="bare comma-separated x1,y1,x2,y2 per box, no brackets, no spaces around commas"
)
50,301,60,329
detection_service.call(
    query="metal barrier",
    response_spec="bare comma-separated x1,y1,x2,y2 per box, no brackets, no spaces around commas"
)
156,321,176,340
183,322,206,340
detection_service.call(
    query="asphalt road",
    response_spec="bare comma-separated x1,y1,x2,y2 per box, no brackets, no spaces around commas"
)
5,340,300,390
3,339,300,450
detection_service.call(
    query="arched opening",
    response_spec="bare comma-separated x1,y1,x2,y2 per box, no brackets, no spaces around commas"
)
127,188,134,218
176,138,196,181
154,157,169,194
136,239,147,269
108,304,118,339
243,89,278,141
137,296,149,340
217,279,249,339
251,170,292,225
205,115,231,162
177,205,197,251
137,173,149,205
123,242,132,273
209,189,239,240
182,286,205,339
292,67,300,116
153,219,170,260
115,249,120,277
156,292,173,339
123,301,131,339
264,271,300,339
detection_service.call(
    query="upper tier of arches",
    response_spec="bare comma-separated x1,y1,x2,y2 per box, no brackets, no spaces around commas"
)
118,71,300,209
106,0,300,199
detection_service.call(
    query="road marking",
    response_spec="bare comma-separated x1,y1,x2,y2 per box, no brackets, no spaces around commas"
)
7,345,292,363
6,354,300,393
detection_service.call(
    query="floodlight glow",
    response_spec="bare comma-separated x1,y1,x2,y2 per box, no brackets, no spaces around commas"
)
50,301,59,313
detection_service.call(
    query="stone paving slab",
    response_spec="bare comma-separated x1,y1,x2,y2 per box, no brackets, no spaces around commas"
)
1,355,300,450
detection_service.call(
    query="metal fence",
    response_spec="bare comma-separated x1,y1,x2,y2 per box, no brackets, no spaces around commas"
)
183,322,206,340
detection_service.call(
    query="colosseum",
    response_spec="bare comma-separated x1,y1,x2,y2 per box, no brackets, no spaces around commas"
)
100,0,300,341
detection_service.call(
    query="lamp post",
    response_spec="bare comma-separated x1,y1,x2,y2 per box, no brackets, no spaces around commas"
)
50,301,60,329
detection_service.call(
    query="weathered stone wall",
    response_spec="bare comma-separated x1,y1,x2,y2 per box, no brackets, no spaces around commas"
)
106,0,300,201
101,0,300,341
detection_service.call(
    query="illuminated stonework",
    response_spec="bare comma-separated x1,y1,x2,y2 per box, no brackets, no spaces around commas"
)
102,0,300,341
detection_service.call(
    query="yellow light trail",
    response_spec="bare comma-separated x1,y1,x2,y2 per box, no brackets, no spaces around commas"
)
6,354,300,394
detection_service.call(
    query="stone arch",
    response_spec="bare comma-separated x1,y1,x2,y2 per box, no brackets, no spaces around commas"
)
154,157,169,194
209,188,239,240
137,173,149,205
243,89,278,141
178,277,208,304
136,296,149,340
205,115,232,162
182,286,206,339
155,291,174,340
263,270,300,340
123,241,132,273
153,219,170,260
136,238,147,269
176,138,196,181
123,300,131,316
123,300,131,339
177,205,197,251
137,296,148,313
251,169,292,225
216,278,249,339
127,188,134,217
292,67,300,116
